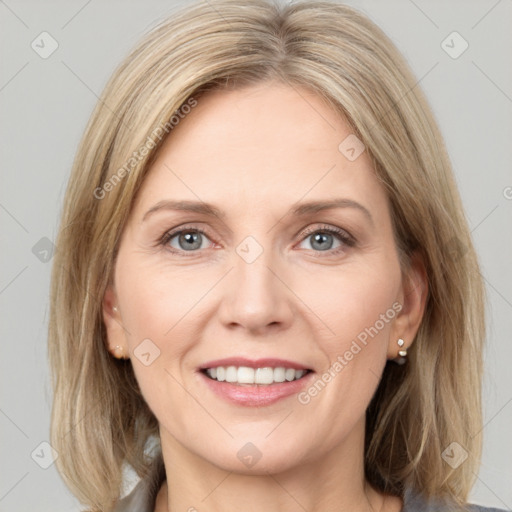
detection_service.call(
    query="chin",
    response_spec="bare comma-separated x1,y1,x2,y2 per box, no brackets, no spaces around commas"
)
199,438,308,476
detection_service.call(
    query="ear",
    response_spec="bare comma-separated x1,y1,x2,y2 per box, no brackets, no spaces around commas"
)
102,284,129,359
387,250,429,359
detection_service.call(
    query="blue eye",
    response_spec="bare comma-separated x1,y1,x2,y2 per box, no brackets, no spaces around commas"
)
160,224,355,257
298,226,355,254
162,228,212,253
305,231,338,251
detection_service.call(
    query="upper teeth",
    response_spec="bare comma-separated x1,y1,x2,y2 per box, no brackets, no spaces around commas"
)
205,366,307,385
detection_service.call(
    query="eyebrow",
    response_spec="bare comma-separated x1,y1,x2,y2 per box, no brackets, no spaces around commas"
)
142,198,373,225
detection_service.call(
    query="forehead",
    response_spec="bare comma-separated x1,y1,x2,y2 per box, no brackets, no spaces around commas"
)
131,82,385,219
161,81,353,160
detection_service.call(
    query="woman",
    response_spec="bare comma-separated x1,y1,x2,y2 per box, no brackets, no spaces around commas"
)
48,1,505,511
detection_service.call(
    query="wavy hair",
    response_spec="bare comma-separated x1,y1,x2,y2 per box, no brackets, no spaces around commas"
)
48,1,485,510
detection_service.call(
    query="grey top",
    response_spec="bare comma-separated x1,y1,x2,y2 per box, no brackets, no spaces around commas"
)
113,456,507,512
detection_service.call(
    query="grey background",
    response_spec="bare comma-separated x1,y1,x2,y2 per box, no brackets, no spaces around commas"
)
1,0,511,510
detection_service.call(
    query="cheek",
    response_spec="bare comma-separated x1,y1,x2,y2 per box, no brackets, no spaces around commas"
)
117,266,196,426
117,256,204,343
302,261,401,411
114,258,201,398
299,269,399,418
313,264,400,347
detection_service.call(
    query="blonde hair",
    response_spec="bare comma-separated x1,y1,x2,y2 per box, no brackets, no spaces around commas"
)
48,0,486,510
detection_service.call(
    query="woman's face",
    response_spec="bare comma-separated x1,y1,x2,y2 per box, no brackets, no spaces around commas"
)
104,81,424,474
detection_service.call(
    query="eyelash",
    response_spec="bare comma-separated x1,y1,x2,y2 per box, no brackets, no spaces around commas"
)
159,224,356,257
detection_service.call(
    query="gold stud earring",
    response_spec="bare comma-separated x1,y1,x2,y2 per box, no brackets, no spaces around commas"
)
113,345,125,359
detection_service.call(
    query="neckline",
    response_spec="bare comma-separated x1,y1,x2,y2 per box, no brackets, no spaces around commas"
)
117,455,452,512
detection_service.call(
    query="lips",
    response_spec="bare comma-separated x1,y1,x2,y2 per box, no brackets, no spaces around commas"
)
197,357,315,407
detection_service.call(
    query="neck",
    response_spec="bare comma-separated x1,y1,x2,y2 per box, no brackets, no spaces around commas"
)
154,416,401,512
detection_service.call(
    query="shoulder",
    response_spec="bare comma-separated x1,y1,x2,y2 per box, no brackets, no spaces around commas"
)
113,455,166,512
402,487,508,512
466,505,509,512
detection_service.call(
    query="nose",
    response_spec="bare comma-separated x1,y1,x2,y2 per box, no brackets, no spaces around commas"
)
217,246,295,335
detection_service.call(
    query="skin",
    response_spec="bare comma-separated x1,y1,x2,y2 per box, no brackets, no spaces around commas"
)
103,81,428,512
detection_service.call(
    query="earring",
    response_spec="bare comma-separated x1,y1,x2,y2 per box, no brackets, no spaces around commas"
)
112,345,126,359
395,338,407,365
113,306,118,312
